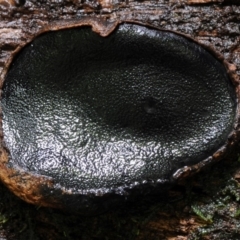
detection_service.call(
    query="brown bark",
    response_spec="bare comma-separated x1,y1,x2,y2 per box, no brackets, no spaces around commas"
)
0,1,240,239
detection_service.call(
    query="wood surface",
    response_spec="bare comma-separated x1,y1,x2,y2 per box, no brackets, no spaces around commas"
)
0,0,240,239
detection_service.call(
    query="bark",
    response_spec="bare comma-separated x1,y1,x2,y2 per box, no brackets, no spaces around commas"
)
0,0,240,239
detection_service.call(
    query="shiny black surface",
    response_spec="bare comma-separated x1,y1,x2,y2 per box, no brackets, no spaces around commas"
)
1,24,236,194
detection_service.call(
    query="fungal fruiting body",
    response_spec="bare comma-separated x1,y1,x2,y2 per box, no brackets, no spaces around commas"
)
0,23,237,210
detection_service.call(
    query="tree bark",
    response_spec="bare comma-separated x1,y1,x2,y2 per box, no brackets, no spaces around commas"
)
0,0,240,239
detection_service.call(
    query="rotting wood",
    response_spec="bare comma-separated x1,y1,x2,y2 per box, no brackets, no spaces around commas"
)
0,1,240,239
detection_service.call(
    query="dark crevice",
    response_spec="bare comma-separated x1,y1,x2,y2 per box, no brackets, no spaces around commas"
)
222,0,240,6
16,0,26,6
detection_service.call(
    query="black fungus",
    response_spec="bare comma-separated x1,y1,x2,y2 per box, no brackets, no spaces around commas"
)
1,24,236,194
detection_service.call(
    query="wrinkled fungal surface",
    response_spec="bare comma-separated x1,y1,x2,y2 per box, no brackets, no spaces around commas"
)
1,24,236,194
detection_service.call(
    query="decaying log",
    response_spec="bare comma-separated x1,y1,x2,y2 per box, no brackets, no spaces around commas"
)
0,0,240,239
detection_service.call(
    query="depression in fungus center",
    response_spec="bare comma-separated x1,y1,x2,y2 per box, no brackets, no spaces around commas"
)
1,24,236,193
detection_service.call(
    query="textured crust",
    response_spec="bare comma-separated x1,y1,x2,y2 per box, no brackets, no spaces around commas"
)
0,17,239,211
